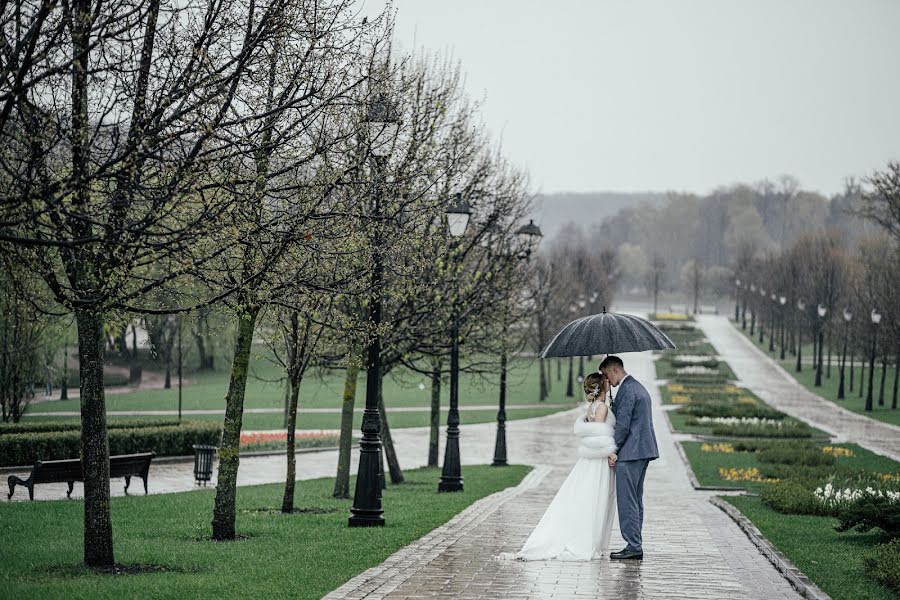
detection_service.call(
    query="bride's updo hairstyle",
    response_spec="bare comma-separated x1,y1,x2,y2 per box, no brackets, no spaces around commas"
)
583,372,605,402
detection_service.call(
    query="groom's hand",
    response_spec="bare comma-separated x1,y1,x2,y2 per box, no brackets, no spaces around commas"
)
608,453,617,467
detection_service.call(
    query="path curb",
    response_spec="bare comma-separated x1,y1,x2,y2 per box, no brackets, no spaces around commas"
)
710,496,832,600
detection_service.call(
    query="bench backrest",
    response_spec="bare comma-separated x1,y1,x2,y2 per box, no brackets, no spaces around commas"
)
33,458,83,483
109,453,154,477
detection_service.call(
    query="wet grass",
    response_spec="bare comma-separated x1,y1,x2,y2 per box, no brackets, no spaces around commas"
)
0,464,530,599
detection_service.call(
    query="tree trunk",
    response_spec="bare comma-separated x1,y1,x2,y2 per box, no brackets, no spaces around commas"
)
878,355,887,406
211,307,258,540
75,308,114,567
332,362,359,498
281,374,301,513
428,360,441,467
378,383,404,484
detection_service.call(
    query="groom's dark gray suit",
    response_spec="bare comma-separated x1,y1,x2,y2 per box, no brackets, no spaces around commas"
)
611,374,659,552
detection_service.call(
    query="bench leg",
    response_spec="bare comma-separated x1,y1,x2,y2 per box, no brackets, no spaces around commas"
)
142,474,148,495
7,475,15,499
7,475,31,500
124,475,131,494
66,481,74,498
28,483,34,501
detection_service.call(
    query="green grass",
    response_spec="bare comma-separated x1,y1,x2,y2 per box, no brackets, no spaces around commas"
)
724,495,897,600
26,356,579,415
736,324,900,427
667,409,829,439
0,464,530,599
682,442,897,492
21,406,572,431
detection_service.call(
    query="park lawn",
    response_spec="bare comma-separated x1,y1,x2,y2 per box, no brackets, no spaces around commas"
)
21,406,574,432
682,442,898,492
736,324,900,427
724,495,897,600
27,355,579,415
0,464,530,600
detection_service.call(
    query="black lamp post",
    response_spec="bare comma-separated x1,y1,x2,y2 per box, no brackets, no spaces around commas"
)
577,296,587,379
779,296,787,360
769,293,777,353
349,91,399,527
796,299,806,373
758,288,766,342
814,304,827,388
587,291,599,360
838,308,852,400
865,308,881,412
734,278,741,323
749,284,757,335
565,303,576,397
438,193,472,492
493,220,542,467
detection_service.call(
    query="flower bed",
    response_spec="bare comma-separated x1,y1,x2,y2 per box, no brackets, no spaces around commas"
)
239,430,339,452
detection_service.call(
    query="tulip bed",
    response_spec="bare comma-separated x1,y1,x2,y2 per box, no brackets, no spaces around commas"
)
663,322,900,598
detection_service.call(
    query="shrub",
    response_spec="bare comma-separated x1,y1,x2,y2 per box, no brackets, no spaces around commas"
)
0,419,180,435
762,479,824,515
681,402,784,420
834,493,900,536
0,421,221,466
710,421,813,438
757,441,836,467
864,538,900,592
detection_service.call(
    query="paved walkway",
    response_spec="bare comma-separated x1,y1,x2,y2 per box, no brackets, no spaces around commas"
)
698,315,900,462
29,403,571,418
324,350,800,600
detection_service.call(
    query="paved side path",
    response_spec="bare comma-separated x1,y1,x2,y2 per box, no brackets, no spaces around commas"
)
698,315,900,462
325,351,800,600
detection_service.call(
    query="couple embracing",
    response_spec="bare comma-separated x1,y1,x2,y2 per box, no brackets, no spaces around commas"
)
500,355,658,562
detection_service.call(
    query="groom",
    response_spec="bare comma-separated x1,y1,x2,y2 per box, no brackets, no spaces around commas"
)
599,355,659,560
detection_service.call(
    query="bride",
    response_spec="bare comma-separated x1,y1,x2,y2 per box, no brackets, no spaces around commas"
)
498,372,618,561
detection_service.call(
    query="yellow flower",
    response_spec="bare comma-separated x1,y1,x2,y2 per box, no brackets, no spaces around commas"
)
718,467,778,483
737,396,758,405
655,312,689,320
880,472,900,482
821,446,855,458
702,442,734,453
668,384,686,392
671,394,691,404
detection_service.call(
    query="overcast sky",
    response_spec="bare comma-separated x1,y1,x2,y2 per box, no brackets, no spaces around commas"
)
364,0,900,197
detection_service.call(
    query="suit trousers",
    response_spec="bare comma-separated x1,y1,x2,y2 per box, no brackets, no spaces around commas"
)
615,458,650,551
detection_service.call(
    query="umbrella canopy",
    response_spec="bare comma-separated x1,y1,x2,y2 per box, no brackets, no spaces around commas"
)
539,310,676,358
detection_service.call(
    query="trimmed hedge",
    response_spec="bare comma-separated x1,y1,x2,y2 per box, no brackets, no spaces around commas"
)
0,419,181,435
680,402,784,420
0,421,221,467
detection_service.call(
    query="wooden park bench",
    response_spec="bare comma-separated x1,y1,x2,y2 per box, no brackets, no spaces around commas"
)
7,452,155,501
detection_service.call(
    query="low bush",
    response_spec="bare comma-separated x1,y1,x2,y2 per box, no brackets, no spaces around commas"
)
834,494,900,536
0,421,221,466
710,421,813,438
761,479,824,515
0,419,180,435
680,402,784,420
864,538,900,592
757,441,835,467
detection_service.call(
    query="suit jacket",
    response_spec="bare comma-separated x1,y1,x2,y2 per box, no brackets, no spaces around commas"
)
611,375,659,461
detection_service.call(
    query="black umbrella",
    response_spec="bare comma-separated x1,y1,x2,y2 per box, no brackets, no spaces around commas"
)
539,309,676,358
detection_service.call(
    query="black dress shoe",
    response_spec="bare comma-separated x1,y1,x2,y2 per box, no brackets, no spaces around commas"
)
610,548,643,560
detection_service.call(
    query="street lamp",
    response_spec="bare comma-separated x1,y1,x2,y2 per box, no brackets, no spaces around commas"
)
735,278,741,323
779,296,787,360
865,308,881,412
493,220,543,467
758,288,766,342
814,303,827,388
838,308,852,400
796,299,806,372
438,193,472,493
349,90,400,527
769,293,777,353
749,284,757,334
565,303,577,398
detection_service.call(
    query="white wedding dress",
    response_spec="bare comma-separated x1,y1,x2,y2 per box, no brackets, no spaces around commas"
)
498,409,618,561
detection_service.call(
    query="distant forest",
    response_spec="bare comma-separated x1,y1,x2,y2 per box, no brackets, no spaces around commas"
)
546,177,883,299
